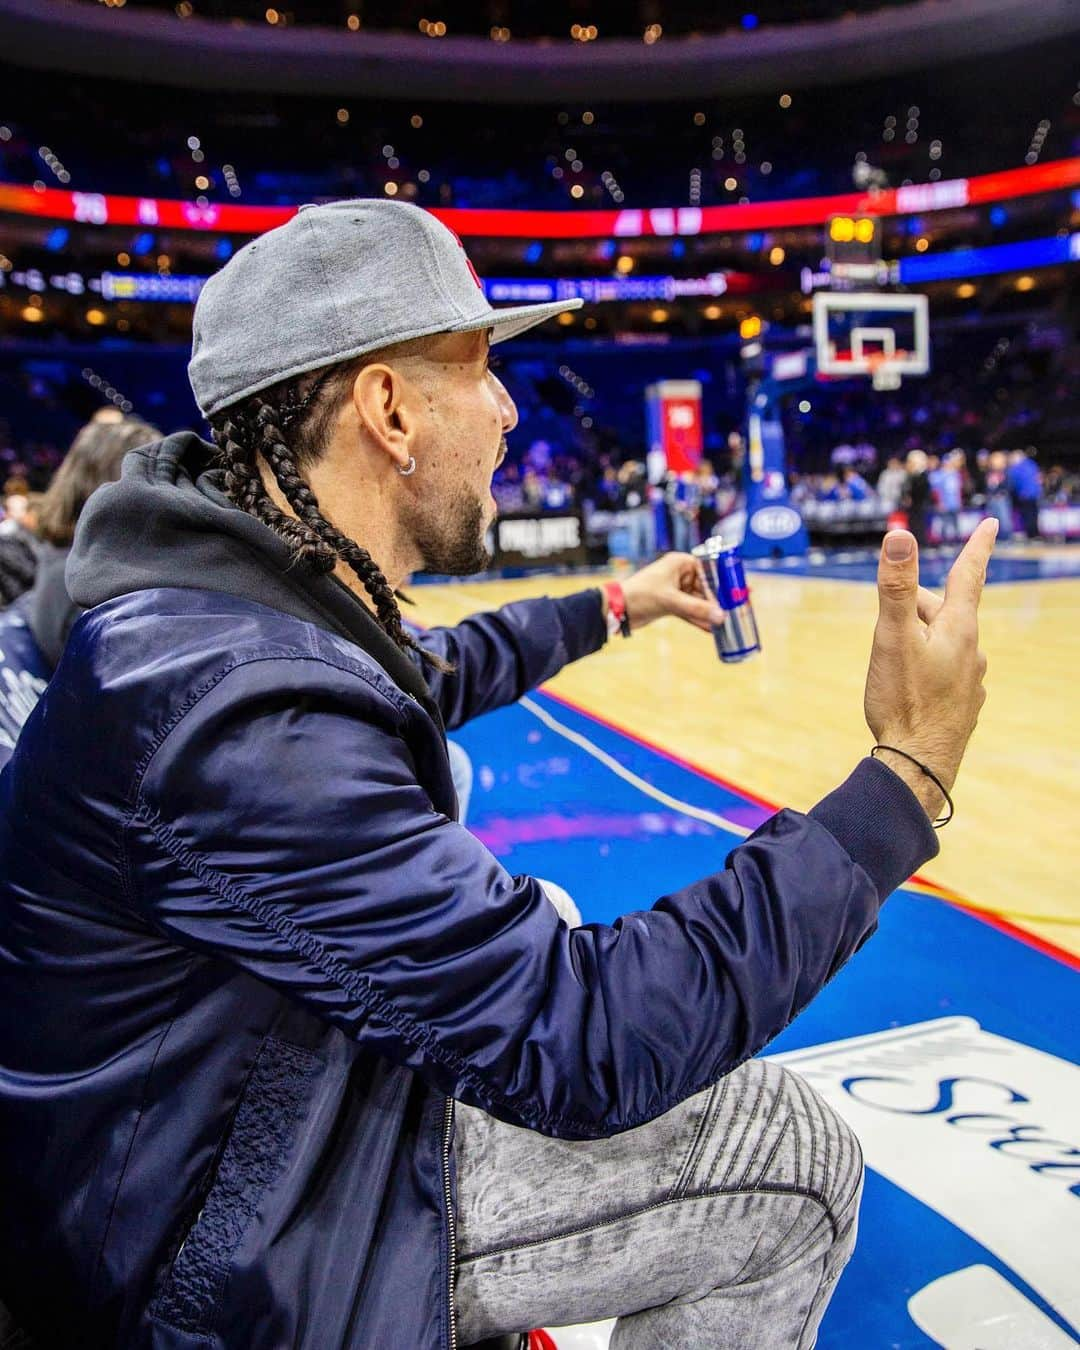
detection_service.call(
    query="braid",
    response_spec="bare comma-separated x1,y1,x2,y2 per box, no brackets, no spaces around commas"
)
210,362,451,673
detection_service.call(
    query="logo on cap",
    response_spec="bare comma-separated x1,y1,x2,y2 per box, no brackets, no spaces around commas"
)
449,228,484,292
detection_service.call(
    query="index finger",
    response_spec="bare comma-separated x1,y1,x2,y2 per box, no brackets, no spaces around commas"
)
943,517,999,616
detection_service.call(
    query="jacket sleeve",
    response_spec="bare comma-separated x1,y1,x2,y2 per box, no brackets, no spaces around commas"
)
126,654,938,1140
415,590,607,730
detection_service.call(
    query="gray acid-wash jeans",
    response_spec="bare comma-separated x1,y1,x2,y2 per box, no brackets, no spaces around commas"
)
454,1058,863,1349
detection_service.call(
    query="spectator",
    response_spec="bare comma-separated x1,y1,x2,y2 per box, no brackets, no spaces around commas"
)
521,467,546,510
970,449,990,504
985,449,1012,539
696,458,721,542
667,469,699,552
936,451,964,543
904,449,932,547
24,416,160,668
0,493,42,607
618,459,654,563
0,417,159,763
837,465,871,502
1007,447,1042,540
875,456,908,514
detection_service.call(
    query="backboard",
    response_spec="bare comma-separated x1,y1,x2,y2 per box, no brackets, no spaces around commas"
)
812,291,930,390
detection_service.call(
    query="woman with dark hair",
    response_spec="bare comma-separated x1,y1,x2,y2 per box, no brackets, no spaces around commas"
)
25,415,159,666
0,415,158,757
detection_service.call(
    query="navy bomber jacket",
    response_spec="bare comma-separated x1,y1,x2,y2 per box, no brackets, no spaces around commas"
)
0,434,937,1348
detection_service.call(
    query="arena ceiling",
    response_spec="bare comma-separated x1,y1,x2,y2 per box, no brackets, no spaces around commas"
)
1,0,1079,101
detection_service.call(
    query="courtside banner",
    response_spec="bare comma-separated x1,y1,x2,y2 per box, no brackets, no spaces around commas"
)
770,1017,1080,1338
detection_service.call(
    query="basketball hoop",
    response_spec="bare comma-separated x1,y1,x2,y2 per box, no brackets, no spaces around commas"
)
811,291,929,390
866,350,904,392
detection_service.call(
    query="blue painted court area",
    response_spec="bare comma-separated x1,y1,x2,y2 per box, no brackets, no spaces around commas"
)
452,692,1080,1348
749,544,1080,586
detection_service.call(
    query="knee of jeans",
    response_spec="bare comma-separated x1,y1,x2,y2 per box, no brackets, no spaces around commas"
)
770,1065,864,1215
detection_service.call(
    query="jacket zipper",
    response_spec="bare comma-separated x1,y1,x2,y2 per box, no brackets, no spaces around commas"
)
442,1095,459,1350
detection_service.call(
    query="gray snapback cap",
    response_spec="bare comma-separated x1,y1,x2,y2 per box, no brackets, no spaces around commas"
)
188,197,583,418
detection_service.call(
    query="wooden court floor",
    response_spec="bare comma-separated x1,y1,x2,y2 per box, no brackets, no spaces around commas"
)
410,563,1079,960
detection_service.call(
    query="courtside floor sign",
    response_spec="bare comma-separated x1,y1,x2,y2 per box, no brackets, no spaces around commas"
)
451,691,1080,1349
772,1020,1080,1348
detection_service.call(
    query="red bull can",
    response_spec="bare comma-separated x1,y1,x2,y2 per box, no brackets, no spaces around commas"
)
692,536,761,662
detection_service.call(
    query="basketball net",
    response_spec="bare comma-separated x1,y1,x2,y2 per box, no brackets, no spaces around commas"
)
866,349,905,391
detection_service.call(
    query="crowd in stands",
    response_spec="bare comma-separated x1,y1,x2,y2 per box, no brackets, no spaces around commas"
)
493,448,740,559
792,446,1077,544
0,408,1072,608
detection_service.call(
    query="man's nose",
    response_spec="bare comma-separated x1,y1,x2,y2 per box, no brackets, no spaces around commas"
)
494,376,518,434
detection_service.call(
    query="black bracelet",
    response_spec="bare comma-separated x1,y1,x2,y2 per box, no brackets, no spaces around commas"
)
871,744,955,828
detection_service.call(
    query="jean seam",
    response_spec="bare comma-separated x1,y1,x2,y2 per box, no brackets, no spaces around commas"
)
711,1067,767,1192
667,1081,719,1202
457,1183,832,1267
751,1112,792,1191
740,1066,786,1186
792,1071,818,1197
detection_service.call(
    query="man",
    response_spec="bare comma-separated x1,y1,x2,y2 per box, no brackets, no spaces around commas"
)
0,200,994,1349
1007,446,1042,539
903,447,933,547
874,455,907,515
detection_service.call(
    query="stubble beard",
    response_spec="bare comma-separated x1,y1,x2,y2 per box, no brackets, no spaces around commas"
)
412,485,492,576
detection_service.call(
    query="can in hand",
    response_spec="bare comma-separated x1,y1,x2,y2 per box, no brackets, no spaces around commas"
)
692,536,761,662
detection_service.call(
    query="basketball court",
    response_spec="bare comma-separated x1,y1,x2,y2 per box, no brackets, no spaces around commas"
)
411,551,1079,1348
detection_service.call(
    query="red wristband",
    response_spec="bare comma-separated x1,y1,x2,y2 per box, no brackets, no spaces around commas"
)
603,581,631,639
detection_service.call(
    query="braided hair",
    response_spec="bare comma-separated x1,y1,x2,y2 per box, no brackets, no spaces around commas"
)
209,355,449,671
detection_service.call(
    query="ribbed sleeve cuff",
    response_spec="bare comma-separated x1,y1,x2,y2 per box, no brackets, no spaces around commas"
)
554,589,609,664
808,757,939,899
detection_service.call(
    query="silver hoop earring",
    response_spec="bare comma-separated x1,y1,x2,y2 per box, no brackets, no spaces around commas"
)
398,455,417,477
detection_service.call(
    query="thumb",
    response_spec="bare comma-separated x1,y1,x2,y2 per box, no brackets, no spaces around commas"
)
876,530,920,630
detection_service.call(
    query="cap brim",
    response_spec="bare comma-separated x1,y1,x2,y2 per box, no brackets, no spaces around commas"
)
451,298,584,345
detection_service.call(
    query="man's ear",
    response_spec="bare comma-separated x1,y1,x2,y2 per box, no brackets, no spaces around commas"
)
350,363,415,474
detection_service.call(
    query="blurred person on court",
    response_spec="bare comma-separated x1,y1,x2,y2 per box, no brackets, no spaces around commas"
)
617,458,654,563
667,467,699,552
0,200,995,1350
970,448,990,505
985,448,1013,539
695,458,721,542
935,451,964,544
875,455,907,515
903,448,932,546
1007,446,1042,539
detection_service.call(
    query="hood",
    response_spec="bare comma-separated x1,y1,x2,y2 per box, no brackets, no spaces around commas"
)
67,431,437,713
27,541,79,670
